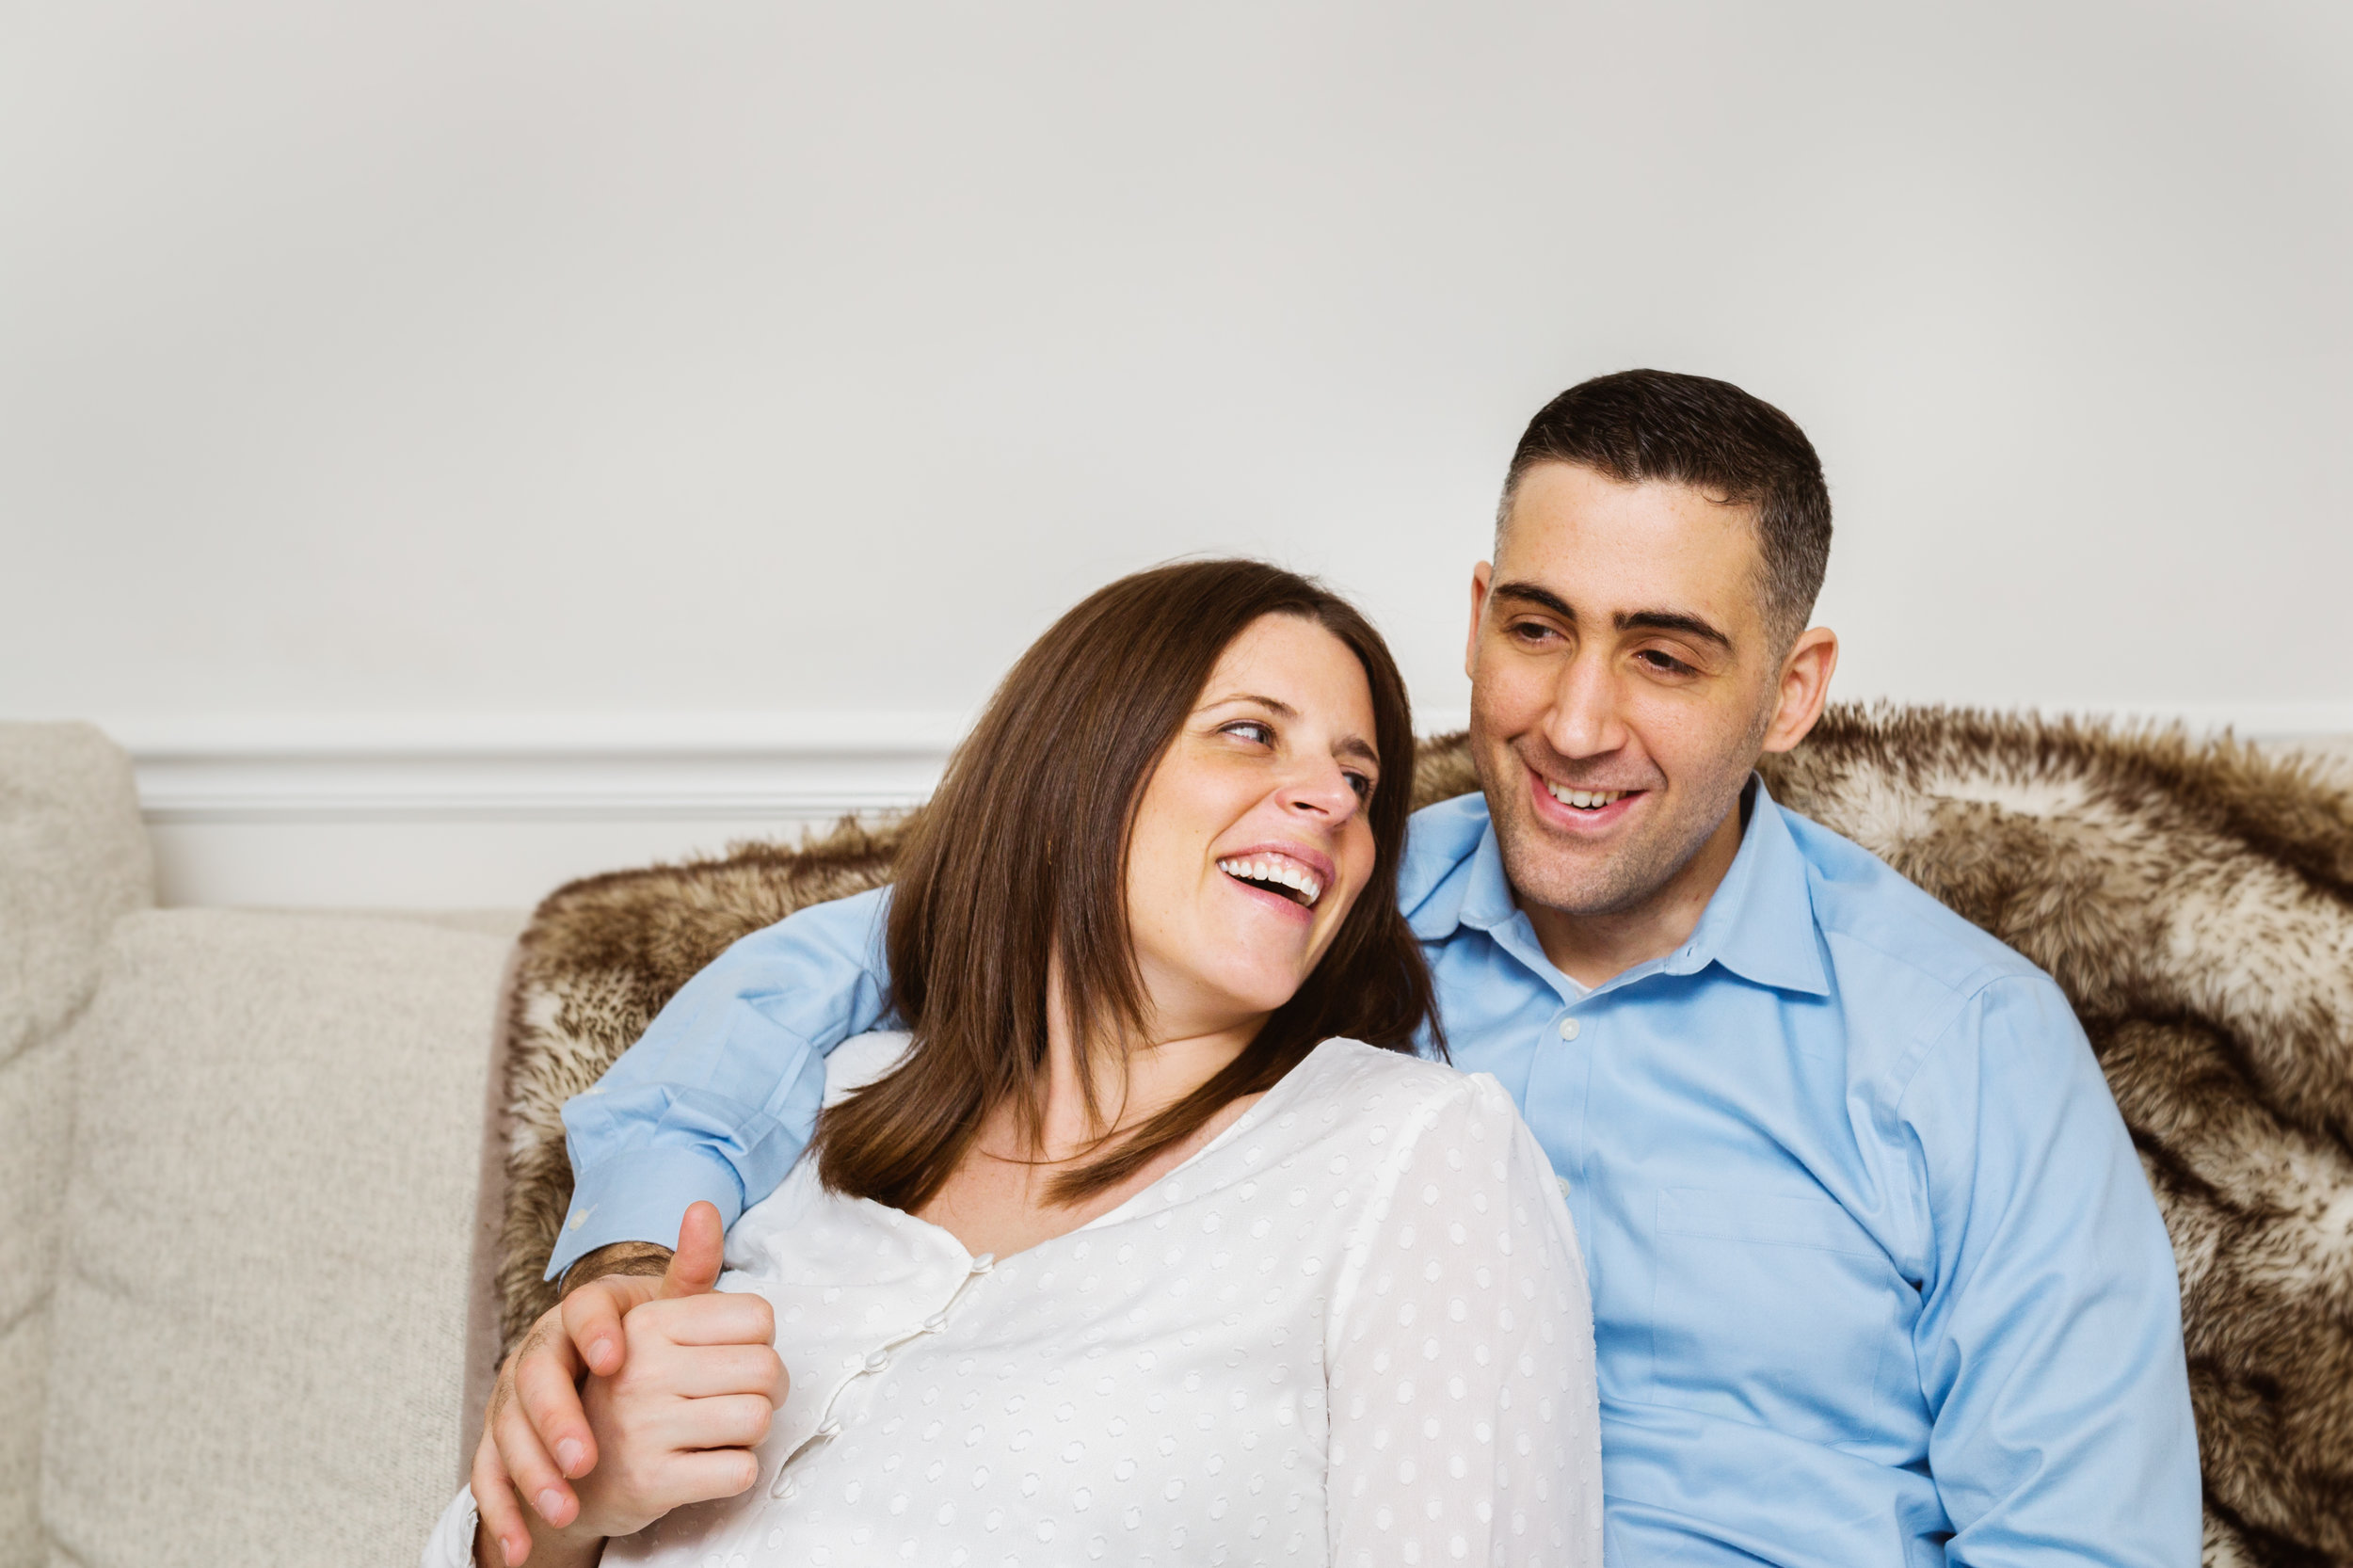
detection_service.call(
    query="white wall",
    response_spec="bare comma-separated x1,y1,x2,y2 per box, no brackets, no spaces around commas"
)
5,1,2348,905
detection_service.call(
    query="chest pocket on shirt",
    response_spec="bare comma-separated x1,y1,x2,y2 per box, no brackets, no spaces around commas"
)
1647,1187,1913,1446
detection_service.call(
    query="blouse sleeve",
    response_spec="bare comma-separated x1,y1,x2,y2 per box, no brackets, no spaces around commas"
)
419,1486,481,1568
1322,1072,1604,1568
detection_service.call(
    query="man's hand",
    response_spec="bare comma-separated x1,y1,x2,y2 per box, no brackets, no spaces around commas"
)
471,1204,754,1565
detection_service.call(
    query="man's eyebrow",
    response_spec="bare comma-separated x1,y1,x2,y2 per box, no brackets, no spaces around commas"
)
1614,610,1734,654
1202,692,1382,771
1490,582,1576,620
1491,583,1734,655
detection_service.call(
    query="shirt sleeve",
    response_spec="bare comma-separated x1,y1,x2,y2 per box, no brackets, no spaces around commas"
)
1903,974,2201,1568
1323,1073,1605,1568
546,885,896,1278
420,1486,480,1567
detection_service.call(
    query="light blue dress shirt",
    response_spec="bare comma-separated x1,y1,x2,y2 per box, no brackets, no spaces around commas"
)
552,782,2200,1568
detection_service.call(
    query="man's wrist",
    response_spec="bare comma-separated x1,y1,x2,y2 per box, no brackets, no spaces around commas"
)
558,1240,673,1298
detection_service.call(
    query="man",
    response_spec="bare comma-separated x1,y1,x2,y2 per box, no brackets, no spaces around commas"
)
475,371,2199,1566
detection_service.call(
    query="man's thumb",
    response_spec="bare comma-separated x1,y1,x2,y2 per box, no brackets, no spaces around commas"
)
656,1201,726,1298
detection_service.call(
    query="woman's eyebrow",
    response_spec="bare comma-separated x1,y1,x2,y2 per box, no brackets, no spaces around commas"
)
1200,694,1380,771
1201,692,1297,717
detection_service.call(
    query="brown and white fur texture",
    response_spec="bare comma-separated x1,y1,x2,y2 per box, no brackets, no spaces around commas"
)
496,704,2353,1566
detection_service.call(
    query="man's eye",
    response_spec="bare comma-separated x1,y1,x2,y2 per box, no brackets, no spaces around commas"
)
1637,649,1691,675
1509,621,1561,645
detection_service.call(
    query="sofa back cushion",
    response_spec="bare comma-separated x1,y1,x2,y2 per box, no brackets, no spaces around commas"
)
43,909,508,1568
0,723,152,1568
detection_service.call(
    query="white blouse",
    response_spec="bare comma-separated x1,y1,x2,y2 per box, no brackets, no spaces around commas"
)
428,1034,1601,1568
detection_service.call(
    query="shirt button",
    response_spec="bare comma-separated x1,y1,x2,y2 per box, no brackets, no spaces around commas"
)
923,1312,949,1332
1556,1175,1572,1197
865,1350,891,1372
1558,1016,1581,1041
969,1253,997,1274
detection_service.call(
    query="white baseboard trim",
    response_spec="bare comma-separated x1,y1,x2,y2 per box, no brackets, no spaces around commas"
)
77,704,2350,908
108,712,974,824
101,702,2353,826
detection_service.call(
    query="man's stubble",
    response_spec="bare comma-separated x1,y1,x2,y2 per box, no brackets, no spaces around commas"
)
1471,696,1770,925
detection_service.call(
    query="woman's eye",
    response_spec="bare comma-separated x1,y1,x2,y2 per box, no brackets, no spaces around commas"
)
1345,772,1375,802
1222,720,1275,744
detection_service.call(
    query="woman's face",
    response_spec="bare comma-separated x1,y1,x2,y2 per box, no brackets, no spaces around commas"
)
1123,613,1384,1042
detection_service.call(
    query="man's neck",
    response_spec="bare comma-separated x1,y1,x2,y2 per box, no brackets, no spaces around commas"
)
1520,792,1750,990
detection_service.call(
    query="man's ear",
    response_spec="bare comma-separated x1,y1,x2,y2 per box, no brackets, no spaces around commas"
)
1760,626,1839,755
1464,562,1495,681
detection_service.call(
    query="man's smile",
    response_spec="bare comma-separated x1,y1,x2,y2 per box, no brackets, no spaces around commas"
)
1526,761,1647,832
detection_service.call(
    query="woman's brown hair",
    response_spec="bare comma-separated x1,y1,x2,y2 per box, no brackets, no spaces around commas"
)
808,558,1440,1211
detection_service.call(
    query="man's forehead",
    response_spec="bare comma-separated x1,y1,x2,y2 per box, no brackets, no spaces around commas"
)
1497,462,1767,628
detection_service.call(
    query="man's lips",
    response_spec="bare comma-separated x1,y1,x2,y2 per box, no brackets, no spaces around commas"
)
1528,764,1645,830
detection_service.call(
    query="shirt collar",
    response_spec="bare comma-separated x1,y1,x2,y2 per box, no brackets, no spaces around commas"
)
1406,776,1830,998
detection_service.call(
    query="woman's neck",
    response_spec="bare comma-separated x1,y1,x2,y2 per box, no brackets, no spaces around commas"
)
911,983,1269,1260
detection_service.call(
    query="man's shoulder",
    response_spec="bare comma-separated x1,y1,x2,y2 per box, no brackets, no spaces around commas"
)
1778,803,2054,1007
1400,792,1491,911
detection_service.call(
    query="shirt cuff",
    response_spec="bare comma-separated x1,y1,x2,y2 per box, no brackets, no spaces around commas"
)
542,1143,748,1280
421,1485,482,1568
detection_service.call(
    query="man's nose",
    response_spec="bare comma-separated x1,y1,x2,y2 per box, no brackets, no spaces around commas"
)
1545,654,1628,760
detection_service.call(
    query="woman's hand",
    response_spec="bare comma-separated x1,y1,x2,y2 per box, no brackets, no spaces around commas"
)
564,1272,788,1539
471,1204,788,1564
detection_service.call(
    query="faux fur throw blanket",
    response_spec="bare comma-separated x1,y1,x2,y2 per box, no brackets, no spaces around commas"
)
496,704,2353,1566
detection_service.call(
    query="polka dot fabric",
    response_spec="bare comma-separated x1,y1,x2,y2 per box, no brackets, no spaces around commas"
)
428,1037,1599,1567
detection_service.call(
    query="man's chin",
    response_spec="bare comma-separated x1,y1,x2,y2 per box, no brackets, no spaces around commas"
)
1494,833,1653,919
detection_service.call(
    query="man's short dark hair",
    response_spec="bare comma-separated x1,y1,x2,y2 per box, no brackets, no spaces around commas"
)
1499,369,1832,647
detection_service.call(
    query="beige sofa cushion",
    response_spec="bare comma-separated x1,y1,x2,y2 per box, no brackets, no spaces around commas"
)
43,910,508,1568
0,723,152,1568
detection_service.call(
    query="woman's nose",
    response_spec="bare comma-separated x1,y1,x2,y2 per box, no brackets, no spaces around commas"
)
1278,760,1363,819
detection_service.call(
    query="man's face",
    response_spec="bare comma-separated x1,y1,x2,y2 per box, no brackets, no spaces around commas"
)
1465,461,1800,921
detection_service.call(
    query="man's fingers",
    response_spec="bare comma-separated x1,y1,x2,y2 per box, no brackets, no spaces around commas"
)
656,1201,727,1299
513,1333,600,1480
560,1274,652,1383
469,1433,534,1567
491,1381,580,1530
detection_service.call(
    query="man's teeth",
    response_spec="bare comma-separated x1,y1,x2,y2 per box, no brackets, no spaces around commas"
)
1216,856,1322,906
1545,782,1629,810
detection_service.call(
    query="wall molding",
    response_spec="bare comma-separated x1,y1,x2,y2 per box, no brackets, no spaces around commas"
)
109,712,976,824
97,701,2353,827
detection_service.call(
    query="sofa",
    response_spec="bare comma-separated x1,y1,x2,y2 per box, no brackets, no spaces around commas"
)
3,723,525,1568
7,716,2351,1567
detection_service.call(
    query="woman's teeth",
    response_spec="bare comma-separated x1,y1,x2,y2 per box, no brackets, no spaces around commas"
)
1546,782,1628,810
1217,856,1322,907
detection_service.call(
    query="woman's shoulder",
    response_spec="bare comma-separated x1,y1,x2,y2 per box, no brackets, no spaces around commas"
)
1287,1038,1517,1135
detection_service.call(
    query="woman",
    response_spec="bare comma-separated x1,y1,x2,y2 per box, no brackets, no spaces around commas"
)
430,560,1601,1566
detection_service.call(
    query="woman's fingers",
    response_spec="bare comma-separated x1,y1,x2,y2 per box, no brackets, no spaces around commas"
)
655,1340,789,1401
651,1445,766,1509
632,1288,776,1349
651,1391,777,1452
656,1201,728,1299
